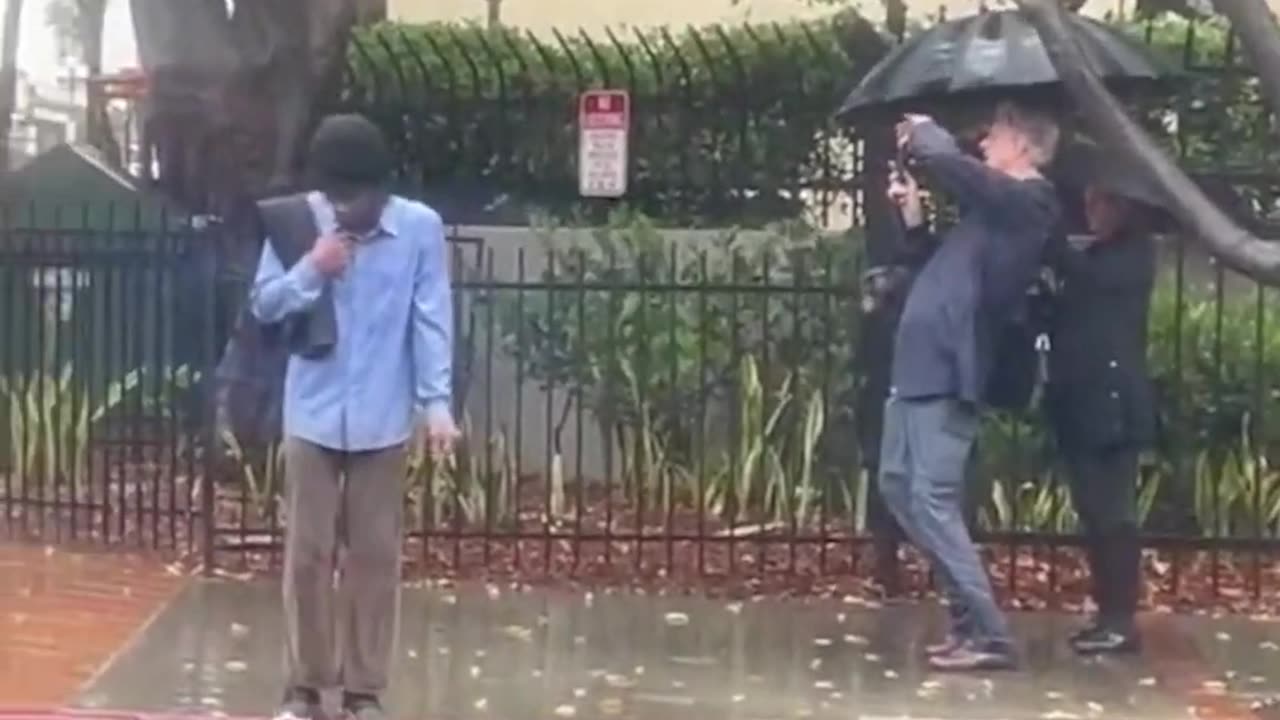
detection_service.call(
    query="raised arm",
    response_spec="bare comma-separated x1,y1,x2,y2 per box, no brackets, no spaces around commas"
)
907,120,1049,226
411,208,454,424
249,240,326,324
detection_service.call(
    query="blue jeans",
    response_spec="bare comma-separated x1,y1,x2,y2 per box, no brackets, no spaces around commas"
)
877,395,1011,647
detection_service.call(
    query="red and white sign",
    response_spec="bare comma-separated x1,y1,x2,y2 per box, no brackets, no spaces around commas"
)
578,90,630,198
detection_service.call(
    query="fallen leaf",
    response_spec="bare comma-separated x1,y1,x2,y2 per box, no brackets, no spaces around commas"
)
598,698,624,716
1086,701,1104,715
230,623,250,639
1138,677,1157,687
726,602,743,614
664,612,690,626
502,625,533,642
1216,632,1232,642
863,653,882,663
843,634,869,646
732,694,745,703
470,665,482,678
223,660,247,672
1045,691,1064,700
810,658,822,670
813,637,833,647
813,680,834,690
884,669,899,679
473,698,488,711
553,705,576,718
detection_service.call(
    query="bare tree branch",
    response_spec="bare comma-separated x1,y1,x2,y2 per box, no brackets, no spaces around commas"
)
1015,0,1280,284
1210,0,1280,123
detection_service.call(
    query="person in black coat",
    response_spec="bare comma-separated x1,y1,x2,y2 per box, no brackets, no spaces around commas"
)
1047,145,1161,655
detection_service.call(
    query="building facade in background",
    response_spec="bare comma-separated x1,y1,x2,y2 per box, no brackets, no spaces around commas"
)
387,0,1129,33
5,69,83,169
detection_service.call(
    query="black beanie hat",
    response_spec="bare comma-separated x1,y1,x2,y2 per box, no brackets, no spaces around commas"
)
305,113,393,192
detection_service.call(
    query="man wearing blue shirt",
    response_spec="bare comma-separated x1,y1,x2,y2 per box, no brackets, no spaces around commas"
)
252,114,458,720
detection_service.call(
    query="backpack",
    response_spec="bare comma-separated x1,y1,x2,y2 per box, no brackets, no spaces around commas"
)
213,194,336,448
984,271,1054,413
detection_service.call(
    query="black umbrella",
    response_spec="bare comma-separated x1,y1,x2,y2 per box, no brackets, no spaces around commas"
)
836,10,1172,118
1052,138,1174,232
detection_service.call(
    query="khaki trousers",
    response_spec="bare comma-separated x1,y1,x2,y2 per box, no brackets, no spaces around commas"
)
282,437,405,695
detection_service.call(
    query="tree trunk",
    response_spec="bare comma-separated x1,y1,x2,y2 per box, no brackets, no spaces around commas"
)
130,0,356,354
0,0,25,171
355,0,386,24
1014,0,1280,284
131,0,355,212
77,0,121,165
1210,0,1280,124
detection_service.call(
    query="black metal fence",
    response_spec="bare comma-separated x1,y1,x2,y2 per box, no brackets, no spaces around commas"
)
5,205,1280,608
0,205,214,552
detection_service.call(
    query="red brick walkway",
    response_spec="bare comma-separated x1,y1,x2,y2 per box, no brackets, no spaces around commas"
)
0,544,187,708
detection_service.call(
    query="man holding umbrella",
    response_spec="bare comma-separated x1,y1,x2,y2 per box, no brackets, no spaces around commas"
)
1046,142,1160,655
880,100,1060,671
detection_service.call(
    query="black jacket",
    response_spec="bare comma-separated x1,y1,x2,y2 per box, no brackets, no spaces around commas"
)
1046,229,1157,452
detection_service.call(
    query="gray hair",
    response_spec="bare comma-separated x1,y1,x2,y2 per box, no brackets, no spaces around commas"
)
993,101,1060,168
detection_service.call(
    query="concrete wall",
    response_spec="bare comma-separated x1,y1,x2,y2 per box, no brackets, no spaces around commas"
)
448,223,854,480
448,223,1260,481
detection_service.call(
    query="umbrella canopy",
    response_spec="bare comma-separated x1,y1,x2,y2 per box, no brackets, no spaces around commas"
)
1051,137,1174,232
1053,139,1164,209
836,10,1172,119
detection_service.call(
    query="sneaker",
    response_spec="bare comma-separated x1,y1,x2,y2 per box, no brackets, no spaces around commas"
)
343,693,386,720
924,635,964,657
928,641,1017,672
275,687,323,720
1070,625,1140,655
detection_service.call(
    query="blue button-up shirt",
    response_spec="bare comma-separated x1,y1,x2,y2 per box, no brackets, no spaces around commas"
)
249,193,453,452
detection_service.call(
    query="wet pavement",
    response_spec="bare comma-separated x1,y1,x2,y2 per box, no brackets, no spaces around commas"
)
0,544,186,707
69,579,1280,720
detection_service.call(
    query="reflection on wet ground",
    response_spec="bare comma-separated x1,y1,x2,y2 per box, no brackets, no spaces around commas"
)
76,580,1280,719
